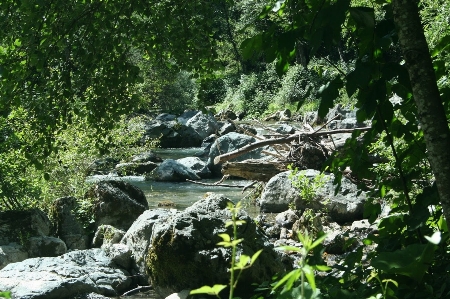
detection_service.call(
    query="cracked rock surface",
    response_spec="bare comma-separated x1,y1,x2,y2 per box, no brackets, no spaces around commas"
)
0,248,131,299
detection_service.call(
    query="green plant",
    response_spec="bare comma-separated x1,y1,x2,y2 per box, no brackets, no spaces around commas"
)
288,166,326,204
190,201,263,299
0,291,11,299
272,231,329,299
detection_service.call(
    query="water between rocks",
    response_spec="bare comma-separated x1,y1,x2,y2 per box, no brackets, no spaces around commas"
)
88,147,262,299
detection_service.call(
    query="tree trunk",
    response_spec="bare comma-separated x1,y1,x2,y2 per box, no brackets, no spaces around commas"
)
392,0,450,221
222,161,288,181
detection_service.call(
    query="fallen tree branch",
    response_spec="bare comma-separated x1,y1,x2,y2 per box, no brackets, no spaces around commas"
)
214,127,371,165
122,285,153,296
185,179,251,188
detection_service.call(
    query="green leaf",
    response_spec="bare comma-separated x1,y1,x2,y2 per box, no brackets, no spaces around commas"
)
190,284,227,296
303,264,316,290
310,233,328,250
218,233,230,242
371,243,436,282
317,78,343,118
250,249,263,265
43,172,50,181
272,269,301,291
431,34,450,57
276,245,302,252
424,231,441,245
349,7,375,29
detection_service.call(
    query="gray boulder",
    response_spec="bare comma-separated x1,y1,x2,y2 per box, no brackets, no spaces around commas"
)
155,113,177,121
27,236,67,258
147,193,284,298
86,157,119,175
177,157,211,178
207,132,265,176
0,209,51,246
115,161,158,176
177,110,199,124
186,111,219,140
92,225,126,248
120,209,175,285
0,248,132,299
142,120,203,148
276,124,296,135
0,244,28,270
86,180,149,231
218,120,236,136
51,196,89,250
260,170,366,223
131,151,163,163
148,159,201,182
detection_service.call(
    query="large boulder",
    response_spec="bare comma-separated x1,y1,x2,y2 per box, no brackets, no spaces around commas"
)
186,111,219,139
146,193,284,298
131,151,163,163
0,209,51,246
0,248,132,299
148,159,201,182
259,170,366,223
86,180,149,231
177,157,212,178
120,209,174,285
207,132,265,176
114,161,158,176
51,196,89,250
141,119,203,148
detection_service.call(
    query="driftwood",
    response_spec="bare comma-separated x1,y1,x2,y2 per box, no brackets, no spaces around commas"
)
185,179,251,189
214,127,371,165
222,160,289,182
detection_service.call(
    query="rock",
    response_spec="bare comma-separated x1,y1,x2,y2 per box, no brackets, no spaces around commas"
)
0,244,28,270
207,132,265,176
92,225,126,247
148,159,201,182
72,293,111,299
27,236,67,257
237,124,257,135
146,193,284,298
0,248,132,299
142,120,203,148
121,209,175,285
215,109,237,120
0,209,51,246
102,243,133,271
165,289,190,299
86,157,119,175
177,157,211,178
51,196,89,250
275,210,300,228
186,111,219,139
275,124,296,134
177,110,199,124
86,180,149,231
155,113,177,121
280,109,292,121
131,151,163,163
218,120,236,136
115,161,158,176
194,134,218,158
260,170,366,223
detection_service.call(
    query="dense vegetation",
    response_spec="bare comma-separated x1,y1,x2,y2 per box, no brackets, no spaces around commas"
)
0,0,449,298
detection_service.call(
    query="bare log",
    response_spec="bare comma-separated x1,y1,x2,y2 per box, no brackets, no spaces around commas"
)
222,160,288,181
213,127,371,165
185,179,250,188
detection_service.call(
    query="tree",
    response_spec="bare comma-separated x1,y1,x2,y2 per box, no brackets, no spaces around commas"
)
391,0,450,222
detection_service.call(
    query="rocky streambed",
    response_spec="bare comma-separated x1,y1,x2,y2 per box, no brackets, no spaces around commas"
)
0,107,379,299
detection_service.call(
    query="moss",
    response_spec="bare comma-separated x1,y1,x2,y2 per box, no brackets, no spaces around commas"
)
146,229,206,290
